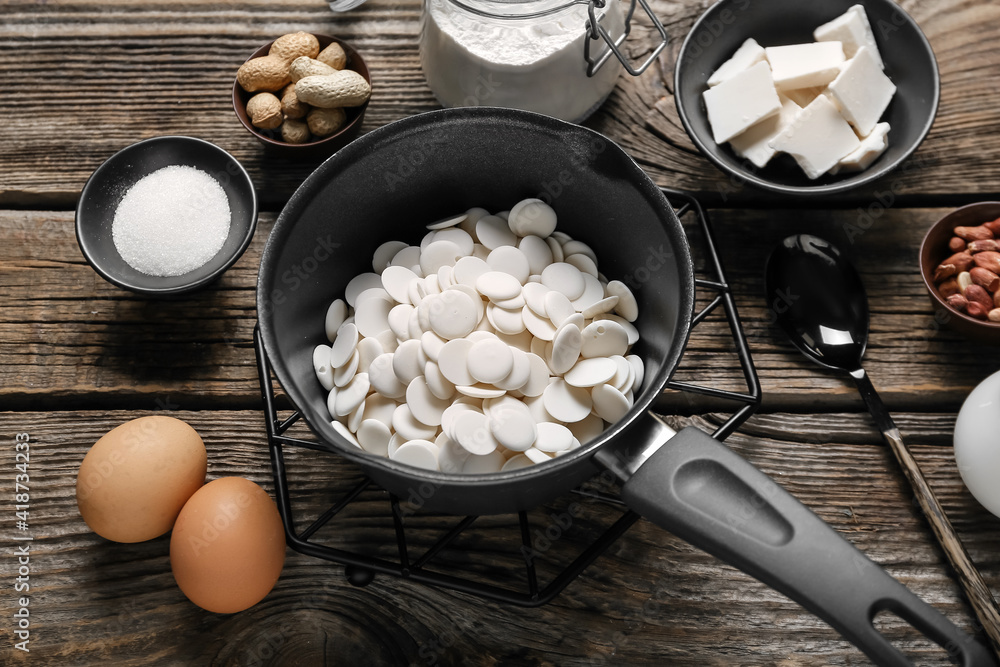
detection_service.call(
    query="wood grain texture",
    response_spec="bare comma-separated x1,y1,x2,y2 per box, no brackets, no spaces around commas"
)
3,207,999,412
879,420,1000,660
2,0,1000,207
0,410,996,666
4,1,1000,663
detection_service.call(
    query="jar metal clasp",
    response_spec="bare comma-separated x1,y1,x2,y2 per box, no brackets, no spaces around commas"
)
584,0,668,77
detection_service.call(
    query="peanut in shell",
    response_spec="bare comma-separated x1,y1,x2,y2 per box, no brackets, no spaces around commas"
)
238,55,292,93
290,57,338,83
295,70,371,108
246,92,283,130
281,119,312,144
307,107,347,137
269,32,320,63
317,42,347,70
280,83,309,120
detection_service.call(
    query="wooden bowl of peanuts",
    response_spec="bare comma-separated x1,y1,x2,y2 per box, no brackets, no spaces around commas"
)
920,202,1000,344
232,33,371,158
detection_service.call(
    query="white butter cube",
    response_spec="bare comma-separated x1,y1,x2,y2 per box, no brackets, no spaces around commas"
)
703,61,782,144
708,38,767,87
729,96,801,168
826,46,896,137
814,4,884,69
830,122,890,174
769,95,861,179
765,42,845,90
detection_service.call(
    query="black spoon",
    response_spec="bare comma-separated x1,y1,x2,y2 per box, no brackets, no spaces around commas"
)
765,234,1000,661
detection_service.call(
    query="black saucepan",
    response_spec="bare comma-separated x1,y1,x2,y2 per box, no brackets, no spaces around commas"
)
257,108,992,666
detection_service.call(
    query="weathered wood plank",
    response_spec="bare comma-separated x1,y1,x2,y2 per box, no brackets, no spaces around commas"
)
5,1,1000,664
2,207,998,411
1,410,994,665
2,0,1000,206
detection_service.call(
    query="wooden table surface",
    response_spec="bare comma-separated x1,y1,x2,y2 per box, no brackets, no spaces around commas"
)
4,0,1000,665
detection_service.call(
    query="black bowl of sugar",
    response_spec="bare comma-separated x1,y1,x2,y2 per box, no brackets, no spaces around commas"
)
76,136,258,297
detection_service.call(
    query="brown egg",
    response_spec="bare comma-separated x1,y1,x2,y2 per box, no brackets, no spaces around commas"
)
76,415,207,543
170,477,286,614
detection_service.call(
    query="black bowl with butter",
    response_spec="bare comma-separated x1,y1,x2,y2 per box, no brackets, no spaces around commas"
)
674,0,939,196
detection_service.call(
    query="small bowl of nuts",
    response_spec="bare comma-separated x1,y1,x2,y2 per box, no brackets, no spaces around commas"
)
233,33,371,157
921,202,1000,343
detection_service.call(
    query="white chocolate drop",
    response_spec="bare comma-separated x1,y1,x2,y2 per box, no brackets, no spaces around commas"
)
467,338,514,385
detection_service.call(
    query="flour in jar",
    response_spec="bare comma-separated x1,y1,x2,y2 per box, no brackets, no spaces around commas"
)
420,0,626,122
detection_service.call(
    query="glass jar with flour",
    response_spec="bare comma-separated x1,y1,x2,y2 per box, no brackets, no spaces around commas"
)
420,0,668,123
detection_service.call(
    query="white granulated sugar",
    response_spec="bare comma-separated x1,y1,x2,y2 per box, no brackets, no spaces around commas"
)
112,165,231,277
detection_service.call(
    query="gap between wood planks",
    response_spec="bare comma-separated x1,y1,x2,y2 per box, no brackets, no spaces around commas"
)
7,193,1000,214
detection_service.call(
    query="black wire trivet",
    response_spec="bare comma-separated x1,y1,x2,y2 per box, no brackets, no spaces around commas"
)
253,188,761,606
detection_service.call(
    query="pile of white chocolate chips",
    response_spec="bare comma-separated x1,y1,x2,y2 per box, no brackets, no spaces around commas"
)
313,200,644,473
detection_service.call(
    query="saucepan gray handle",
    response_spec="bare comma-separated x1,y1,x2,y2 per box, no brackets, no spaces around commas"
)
619,426,995,667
